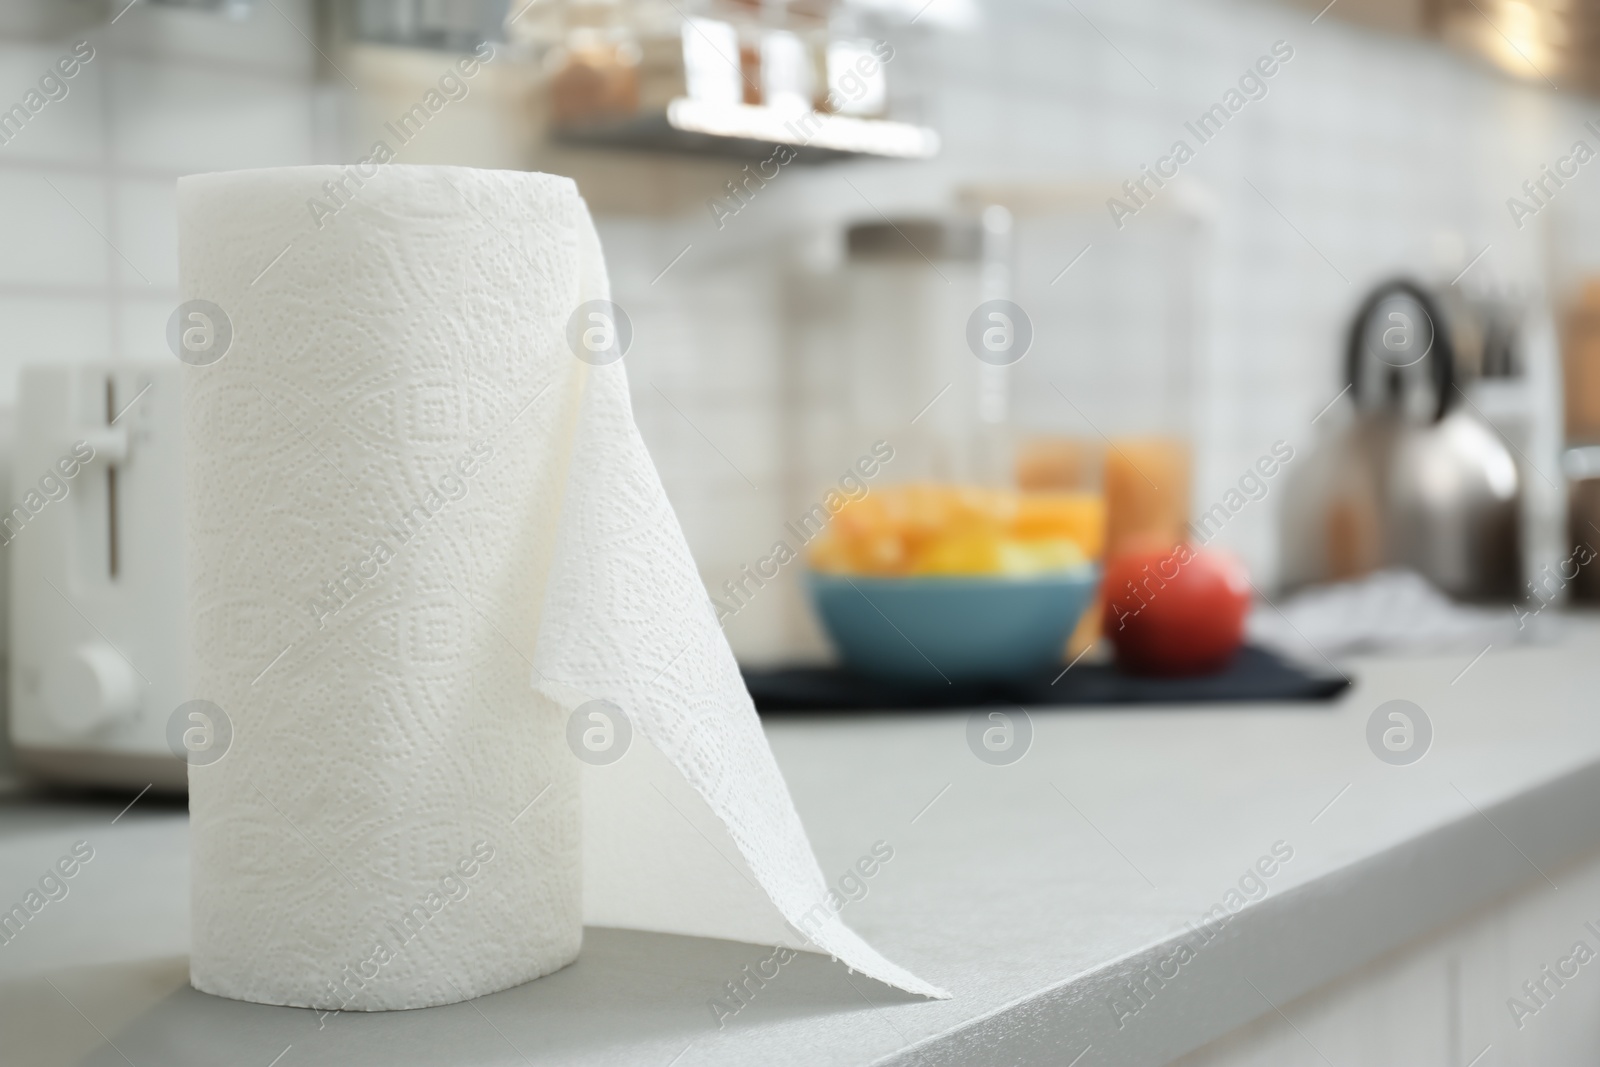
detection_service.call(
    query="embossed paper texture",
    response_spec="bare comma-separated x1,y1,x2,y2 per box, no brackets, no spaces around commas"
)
177,165,944,1011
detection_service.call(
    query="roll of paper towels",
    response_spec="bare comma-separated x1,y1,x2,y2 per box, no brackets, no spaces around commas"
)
176,165,944,1011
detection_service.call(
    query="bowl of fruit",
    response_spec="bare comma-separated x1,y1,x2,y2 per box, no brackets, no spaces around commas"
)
805,485,1103,683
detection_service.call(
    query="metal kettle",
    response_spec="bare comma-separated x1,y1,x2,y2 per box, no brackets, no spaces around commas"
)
1281,279,1521,600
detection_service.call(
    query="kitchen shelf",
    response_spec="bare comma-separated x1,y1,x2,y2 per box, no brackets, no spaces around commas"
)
552,98,940,162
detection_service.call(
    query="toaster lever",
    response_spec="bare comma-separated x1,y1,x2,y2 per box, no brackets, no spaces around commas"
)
76,425,129,464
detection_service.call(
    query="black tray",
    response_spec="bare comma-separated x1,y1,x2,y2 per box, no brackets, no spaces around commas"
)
743,645,1348,713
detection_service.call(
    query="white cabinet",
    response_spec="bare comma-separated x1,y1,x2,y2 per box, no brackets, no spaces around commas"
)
1174,846,1600,1066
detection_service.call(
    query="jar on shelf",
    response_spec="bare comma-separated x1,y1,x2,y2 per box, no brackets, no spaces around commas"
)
545,2,642,125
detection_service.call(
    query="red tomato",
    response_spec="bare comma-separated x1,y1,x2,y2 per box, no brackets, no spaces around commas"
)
1101,545,1252,676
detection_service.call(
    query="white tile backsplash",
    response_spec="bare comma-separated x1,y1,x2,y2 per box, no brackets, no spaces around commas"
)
107,0,316,77
0,41,106,166
111,175,177,289
116,294,176,362
0,168,109,286
109,58,313,173
0,7,322,413
0,295,109,400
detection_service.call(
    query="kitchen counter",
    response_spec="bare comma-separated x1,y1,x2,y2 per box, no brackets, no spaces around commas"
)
6,620,1600,1066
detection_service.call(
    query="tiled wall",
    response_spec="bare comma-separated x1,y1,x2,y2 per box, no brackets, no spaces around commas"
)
0,2,317,373
0,0,1590,664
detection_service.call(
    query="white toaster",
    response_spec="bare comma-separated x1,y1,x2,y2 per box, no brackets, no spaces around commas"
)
8,361,188,791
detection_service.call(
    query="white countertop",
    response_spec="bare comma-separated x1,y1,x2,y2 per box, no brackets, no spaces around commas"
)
6,620,1600,1066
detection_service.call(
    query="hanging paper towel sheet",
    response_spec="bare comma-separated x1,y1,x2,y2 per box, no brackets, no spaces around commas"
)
178,165,945,1011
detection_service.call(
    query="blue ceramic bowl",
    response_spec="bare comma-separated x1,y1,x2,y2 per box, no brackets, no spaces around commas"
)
805,566,1101,684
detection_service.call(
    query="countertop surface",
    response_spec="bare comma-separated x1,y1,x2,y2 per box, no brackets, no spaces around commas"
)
6,621,1600,1067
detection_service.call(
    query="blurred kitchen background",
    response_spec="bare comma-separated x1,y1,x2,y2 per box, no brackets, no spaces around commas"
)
2,0,1598,665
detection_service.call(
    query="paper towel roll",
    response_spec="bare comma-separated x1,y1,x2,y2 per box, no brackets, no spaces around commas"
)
178,165,944,1011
